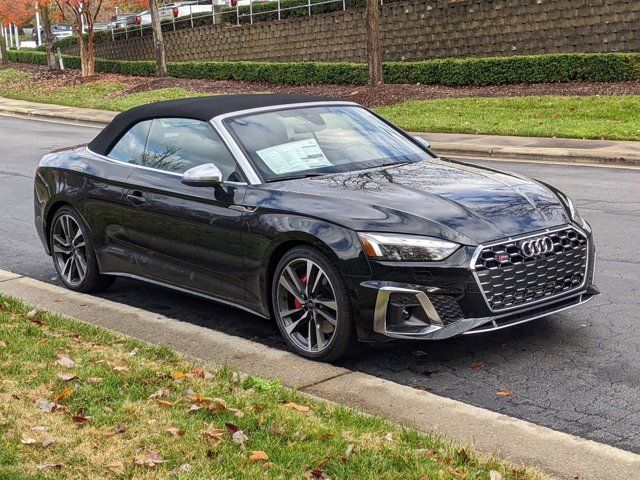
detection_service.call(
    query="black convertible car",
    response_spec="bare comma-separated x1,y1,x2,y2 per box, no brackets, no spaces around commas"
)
34,94,598,361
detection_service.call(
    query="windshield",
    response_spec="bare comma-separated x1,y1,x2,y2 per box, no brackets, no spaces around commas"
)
224,106,433,182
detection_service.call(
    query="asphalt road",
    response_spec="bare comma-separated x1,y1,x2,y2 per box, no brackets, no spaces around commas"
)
1,115,638,453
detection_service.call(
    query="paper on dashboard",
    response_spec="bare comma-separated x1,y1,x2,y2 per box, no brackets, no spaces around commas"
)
256,138,332,174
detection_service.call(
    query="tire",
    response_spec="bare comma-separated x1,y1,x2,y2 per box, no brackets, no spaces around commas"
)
271,246,356,362
49,206,115,293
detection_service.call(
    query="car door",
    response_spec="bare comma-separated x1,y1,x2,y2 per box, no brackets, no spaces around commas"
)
87,119,152,274
120,117,248,302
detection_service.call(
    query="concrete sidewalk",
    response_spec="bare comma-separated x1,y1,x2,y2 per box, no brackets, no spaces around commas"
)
1,269,639,480
2,96,640,166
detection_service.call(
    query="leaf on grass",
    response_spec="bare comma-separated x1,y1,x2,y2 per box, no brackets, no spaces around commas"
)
203,428,225,444
496,389,513,397
165,427,185,437
383,432,393,441
36,399,55,413
0,340,6,348
305,469,329,479
129,348,139,357
135,451,165,467
172,372,186,380
489,471,503,480
344,444,354,458
248,450,269,462
471,362,485,370
42,438,55,447
20,435,37,445
170,463,192,475
191,368,212,379
231,372,239,384
204,402,227,414
113,366,129,372
156,399,177,408
188,404,202,413
31,425,48,431
149,388,171,399
36,463,63,471
232,430,248,446
416,448,436,457
229,407,245,418
53,388,73,404
284,402,311,413
87,377,103,383
26,309,38,319
55,354,75,368
72,414,91,424
225,423,240,435
186,389,213,404
57,373,77,382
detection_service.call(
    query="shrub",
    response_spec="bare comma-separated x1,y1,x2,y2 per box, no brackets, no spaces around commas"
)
7,50,640,86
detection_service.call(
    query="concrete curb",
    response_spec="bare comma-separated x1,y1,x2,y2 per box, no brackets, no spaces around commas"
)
1,269,638,479
0,98,116,127
428,142,640,167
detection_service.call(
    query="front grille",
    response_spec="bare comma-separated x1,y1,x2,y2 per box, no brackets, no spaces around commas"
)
427,295,464,325
473,227,588,312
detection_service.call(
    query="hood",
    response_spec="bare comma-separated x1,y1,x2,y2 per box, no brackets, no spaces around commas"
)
244,158,571,245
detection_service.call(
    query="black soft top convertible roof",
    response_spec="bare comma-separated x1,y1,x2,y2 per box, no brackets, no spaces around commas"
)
88,93,335,156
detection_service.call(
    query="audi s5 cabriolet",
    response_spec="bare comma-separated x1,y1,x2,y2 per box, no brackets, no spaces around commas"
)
34,94,599,361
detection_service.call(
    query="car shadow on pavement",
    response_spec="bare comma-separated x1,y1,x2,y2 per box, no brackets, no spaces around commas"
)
98,277,564,373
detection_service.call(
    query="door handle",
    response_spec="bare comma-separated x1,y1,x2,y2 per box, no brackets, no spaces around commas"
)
126,191,146,205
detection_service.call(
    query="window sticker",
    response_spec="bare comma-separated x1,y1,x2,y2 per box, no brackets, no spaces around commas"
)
256,138,332,174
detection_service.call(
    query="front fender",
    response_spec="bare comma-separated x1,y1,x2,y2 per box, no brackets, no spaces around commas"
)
242,211,372,317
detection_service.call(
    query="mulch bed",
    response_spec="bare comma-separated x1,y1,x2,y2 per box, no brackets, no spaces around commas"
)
6,62,640,108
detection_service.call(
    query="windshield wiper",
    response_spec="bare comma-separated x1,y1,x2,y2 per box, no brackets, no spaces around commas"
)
268,173,327,182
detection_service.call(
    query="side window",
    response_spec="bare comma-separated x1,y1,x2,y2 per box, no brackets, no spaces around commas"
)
143,118,241,181
107,120,152,164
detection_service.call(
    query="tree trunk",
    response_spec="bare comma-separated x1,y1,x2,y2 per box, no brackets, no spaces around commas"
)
41,5,60,71
0,24,8,66
150,0,167,77
366,0,383,86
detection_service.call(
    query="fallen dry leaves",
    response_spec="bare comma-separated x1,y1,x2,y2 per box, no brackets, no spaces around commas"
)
134,451,165,467
165,427,185,437
283,402,311,413
55,353,75,368
471,362,485,370
496,389,513,397
248,450,269,462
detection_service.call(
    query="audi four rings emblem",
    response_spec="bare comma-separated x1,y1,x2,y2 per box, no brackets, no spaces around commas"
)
519,236,554,258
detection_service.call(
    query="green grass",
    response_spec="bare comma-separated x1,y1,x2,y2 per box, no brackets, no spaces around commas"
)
376,96,640,141
0,69,209,111
0,295,544,479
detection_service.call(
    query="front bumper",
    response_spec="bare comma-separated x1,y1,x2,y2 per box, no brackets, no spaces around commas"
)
353,223,598,340
363,281,598,340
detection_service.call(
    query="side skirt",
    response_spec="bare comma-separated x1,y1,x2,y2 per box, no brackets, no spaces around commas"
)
101,271,270,320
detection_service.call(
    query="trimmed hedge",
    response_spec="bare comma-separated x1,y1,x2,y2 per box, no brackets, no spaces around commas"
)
7,50,640,86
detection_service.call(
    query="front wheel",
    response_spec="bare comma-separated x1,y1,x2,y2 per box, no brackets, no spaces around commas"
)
49,206,115,293
272,246,356,362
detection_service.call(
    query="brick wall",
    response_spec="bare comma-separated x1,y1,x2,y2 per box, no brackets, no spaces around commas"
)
65,0,640,62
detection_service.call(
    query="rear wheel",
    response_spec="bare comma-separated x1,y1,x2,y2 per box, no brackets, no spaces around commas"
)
49,206,115,293
272,246,356,362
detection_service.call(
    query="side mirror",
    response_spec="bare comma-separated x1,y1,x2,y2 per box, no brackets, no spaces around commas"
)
181,163,223,187
413,136,431,149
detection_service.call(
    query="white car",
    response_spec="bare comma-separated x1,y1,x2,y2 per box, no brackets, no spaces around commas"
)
135,2,226,25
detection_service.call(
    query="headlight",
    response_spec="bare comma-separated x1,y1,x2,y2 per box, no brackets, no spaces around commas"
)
358,233,459,261
561,193,590,231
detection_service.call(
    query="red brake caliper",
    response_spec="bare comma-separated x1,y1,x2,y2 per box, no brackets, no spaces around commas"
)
294,275,308,309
